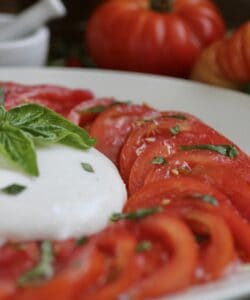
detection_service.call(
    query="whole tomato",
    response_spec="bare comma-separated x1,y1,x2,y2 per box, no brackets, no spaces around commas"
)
86,0,225,77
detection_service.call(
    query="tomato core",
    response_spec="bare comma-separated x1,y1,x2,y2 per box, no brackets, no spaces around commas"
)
150,0,173,12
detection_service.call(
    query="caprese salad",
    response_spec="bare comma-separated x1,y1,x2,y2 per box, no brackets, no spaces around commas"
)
0,81,250,300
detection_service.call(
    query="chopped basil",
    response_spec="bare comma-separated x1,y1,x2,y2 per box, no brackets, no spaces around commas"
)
110,207,163,222
76,236,88,246
81,105,107,114
136,240,152,252
167,114,187,120
151,156,167,165
193,193,219,206
1,183,26,195
0,88,5,105
0,104,95,176
81,162,94,173
169,125,180,135
180,144,239,158
18,241,54,287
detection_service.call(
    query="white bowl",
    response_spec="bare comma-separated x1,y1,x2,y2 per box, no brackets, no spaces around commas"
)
0,14,50,66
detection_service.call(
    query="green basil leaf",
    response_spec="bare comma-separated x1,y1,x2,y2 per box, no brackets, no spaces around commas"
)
169,125,180,135
18,241,54,287
167,114,187,120
0,124,38,176
80,105,107,114
0,88,5,106
1,183,26,195
151,156,166,165
136,240,152,252
110,207,163,222
180,144,239,158
8,104,96,149
81,162,94,173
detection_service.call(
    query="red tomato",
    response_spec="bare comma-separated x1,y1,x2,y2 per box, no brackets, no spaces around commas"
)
68,98,115,128
86,0,225,77
90,104,159,164
125,214,198,299
145,150,250,220
119,115,231,184
125,177,250,260
1,82,93,118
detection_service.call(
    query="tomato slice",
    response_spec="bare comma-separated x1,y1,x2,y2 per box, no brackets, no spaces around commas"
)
90,103,159,164
125,177,250,260
125,214,198,299
119,115,231,184
145,150,250,220
164,201,236,281
81,224,141,300
1,82,93,118
68,97,115,128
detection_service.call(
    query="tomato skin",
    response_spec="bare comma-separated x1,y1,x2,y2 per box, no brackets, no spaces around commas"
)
1,82,94,118
90,104,159,164
86,0,225,77
125,177,250,260
125,214,198,299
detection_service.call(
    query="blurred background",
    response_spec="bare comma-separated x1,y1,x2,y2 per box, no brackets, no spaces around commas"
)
0,0,249,68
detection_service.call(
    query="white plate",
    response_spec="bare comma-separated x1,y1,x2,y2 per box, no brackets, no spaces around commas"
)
0,68,250,300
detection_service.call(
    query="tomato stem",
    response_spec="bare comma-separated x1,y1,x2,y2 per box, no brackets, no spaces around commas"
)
150,0,172,12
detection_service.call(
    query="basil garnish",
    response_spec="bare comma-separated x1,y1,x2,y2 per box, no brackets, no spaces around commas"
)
18,241,54,287
180,144,239,158
151,156,167,165
193,193,219,206
110,207,163,222
1,183,26,195
76,236,88,246
81,105,107,114
0,104,95,176
136,240,152,252
170,125,180,135
81,162,94,173
167,114,187,120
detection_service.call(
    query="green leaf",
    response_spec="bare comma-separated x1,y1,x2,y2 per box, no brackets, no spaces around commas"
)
169,125,180,135
8,104,96,149
180,144,239,158
18,241,54,287
80,105,107,114
193,193,219,206
110,207,163,222
1,183,26,195
81,162,94,173
0,88,5,106
151,156,167,165
0,124,38,176
76,236,88,246
136,240,152,252
167,114,187,120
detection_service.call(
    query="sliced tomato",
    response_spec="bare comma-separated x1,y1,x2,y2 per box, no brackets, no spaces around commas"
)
145,150,250,220
119,115,231,184
164,201,236,281
90,103,159,164
68,97,115,128
1,82,93,118
125,214,198,299
125,177,250,260
81,224,141,300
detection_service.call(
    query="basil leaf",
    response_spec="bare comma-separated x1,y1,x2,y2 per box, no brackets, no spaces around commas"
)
18,241,54,287
151,156,166,165
1,183,26,195
0,88,5,106
167,114,187,120
180,144,239,158
169,125,180,135
81,162,94,173
136,241,152,252
193,193,219,206
0,124,38,176
80,105,107,114
76,236,88,246
8,104,96,149
110,207,163,222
